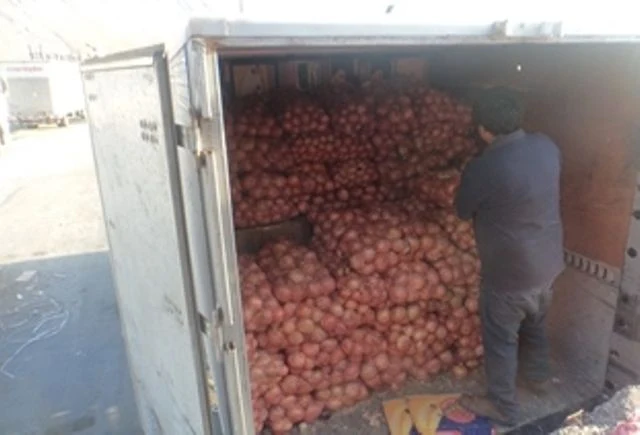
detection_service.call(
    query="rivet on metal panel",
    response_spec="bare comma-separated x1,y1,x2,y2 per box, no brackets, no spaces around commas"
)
628,247,638,258
149,135,159,144
621,293,631,304
148,122,158,132
225,341,236,351
633,210,640,220
141,132,149,142
140,119,148,129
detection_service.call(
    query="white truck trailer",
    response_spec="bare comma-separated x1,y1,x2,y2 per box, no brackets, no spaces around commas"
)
81,17,640,435
0,61,85,128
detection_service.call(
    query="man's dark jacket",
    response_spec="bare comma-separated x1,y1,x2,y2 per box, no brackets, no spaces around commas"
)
455,129,564,292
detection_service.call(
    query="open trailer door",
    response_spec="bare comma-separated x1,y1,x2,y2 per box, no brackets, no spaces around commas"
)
82,46,211,435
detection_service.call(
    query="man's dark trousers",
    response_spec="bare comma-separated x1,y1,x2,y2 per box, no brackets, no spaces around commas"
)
480,284,554,421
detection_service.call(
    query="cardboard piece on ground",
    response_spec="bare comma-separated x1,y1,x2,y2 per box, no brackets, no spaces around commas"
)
383,394,495,435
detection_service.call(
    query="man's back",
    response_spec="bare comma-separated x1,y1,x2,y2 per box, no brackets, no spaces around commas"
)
455,130,564,292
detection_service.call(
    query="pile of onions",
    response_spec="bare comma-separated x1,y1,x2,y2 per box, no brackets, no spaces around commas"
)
281,99,331,135
288,163,336,196
258,295,374,351
430,209,477,251
241,172,290,200
395,202,476,253
370,132,405,161
228,85,478,230
237,165,335,203
332,160,379,188
267,395,325,434
386,261,446,304
290,133,375,164
228,137,274,174
247,350,289,432
329,98,374,136
233,198,303,229
265,144,297,172
232,102,284,138
312,205,457,276
433,252,481,287
375,94,417,134
257,240,336,303
412,89,473,128
227,84,490,433
412,128,477,161
410,170,461,208
306,185,397,220
239,232,482,433
359,353,407,390
239,256,285,332
337,273,388,308
377,154,447,187
315,380,369,412
250,350,289,398
376,158,415,184
380,301,483,382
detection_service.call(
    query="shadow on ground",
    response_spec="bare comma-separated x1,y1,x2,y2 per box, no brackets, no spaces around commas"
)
0,251,142,435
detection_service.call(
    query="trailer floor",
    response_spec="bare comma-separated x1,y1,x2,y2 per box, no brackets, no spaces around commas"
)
299,358,601,435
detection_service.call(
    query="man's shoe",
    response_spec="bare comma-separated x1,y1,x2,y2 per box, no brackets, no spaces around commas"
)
456,394,516,426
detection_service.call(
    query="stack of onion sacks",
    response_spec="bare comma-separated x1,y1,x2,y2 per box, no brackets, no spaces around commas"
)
257,240,336,304
280,98,330,135
239,256,285,332
233,198,302,229
232,99,284,138
329,96,374,136
410,170,462,208
290,133,375,164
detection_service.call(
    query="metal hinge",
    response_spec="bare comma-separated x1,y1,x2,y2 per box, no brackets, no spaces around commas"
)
211,306,242,354
199,313,211,335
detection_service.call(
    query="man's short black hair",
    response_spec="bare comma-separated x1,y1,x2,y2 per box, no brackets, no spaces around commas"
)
473,87,524,135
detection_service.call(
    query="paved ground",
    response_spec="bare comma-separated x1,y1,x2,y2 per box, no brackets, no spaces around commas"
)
0,125,141,434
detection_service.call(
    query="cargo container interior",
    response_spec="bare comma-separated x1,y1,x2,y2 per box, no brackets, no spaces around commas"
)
216,42,640,433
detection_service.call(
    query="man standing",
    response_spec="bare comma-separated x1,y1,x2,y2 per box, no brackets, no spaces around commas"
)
454,87,565,425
